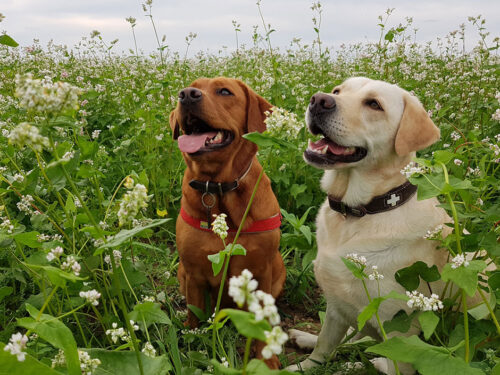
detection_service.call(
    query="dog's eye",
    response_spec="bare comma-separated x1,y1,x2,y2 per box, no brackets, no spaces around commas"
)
366,99,383,111
217,88,233,96
333,89,340,95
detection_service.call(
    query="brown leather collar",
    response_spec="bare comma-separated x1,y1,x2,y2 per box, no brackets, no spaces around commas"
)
189,160,253,195
328,181,417,218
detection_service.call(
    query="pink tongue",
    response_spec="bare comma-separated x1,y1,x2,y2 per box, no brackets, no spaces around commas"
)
310,138,349,155
177,132,217,153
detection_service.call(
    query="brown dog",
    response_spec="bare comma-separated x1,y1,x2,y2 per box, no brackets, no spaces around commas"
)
169,77,286,367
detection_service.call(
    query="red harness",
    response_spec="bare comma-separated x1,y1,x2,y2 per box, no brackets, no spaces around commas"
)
180,207,282,234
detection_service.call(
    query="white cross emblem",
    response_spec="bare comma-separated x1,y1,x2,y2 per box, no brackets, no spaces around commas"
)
387,194,401,207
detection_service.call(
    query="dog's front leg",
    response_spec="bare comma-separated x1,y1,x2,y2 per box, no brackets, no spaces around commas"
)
286,302,349,371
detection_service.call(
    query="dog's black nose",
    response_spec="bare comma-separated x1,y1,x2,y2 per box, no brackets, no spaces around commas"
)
309,93,336,115
178,87,202,104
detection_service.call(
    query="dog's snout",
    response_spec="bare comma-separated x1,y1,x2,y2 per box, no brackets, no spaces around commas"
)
309,93,336,115
179,87,202,105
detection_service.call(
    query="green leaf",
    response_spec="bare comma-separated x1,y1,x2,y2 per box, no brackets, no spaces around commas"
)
290,184,307,198
340,257,367,280
65,195,76,213
0,286,13,303
383,309,418,334
358,291,408,330
207,250,227,276
243,132,296,150
85,349,171,375
0,34,19,47
13,231,42,248
231,244,247,256
441,260,486,297
24,264,85,287
216,309,271,341
0,343,61,375
187,304,208,321
246,359,296,374
433,150,456,165
480,232,500,257
95,219,169,254
418,311,439,340
19,304,80,375
411,173,445,200
367,335,483,375
395,261,441,291
129,302,171,327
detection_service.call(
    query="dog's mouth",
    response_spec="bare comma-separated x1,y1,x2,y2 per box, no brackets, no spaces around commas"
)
304,137,367,166
177,117,234,154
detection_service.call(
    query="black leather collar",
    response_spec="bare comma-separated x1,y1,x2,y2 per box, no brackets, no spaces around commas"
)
328,181,417,217
188,160,253,195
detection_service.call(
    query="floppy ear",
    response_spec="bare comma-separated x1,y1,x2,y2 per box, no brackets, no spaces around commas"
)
245,85,272,133
394,93,440,156
169,110,180,140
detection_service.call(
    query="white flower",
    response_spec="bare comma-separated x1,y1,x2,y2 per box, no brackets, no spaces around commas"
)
155,134,164,141
117,183,150,227
142,342,156,357
264,107,302,138
345,253,367,267
106,322,131,343
104,249,122,267
0,217,14,234
61,255,81,276
220,357,229,367
451,254,470,269
228,269,258,307
61,151,75,161
92,129,101,139
80,289,101,306
13,173,24,183
4,332,28,361
466,166,480,176
476,198,484,206
406,291,443,311
400,162,428,179
142,295,155,302
51,349,66,368
8,122,49,152
211,213,229,240
492,109,500,122
453,158,463,166
368,265,384,281
46,246,64,262
248,290,281,326
261,326,288,359
423,224,444,239
17,194,34,214
450,131,461,141
130,320,139,331
78,350,101,375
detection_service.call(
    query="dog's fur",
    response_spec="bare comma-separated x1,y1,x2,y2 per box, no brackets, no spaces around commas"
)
170,77,286,368
286,77,452,374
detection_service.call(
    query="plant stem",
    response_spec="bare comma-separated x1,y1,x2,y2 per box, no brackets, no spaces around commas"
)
242,337,252,374
462,290,470,362
477,287,500,334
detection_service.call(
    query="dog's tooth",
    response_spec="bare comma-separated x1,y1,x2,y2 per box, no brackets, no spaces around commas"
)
320,145,328,154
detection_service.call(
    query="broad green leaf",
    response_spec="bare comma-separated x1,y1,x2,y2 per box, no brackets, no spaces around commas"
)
395,261,441,291
95,219,169,254
468,289,496,320
231,244,247,256
411,173,445,200
340,257,367,280
0,34,19,47
210,359,242,374
187,304,208,321
489,271,500,291
208,250,227,276
129,302,171,327
433,150,455,165
243,132,296,150
367,335,483,375
480,232,500,257
216,308,271,341
13,231,42,248
0,286,13,303
24,264,85,287
85,349,171,375
0,343,61,375
358,291,408,330
418,311,439,340
19,304,80,375
441,260,486,297
246,359,296,374
383,309,418,334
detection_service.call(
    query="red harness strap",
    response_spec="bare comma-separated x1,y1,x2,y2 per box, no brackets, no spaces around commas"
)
180,207,281,234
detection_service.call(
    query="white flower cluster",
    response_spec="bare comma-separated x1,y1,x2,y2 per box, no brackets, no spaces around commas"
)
406,291,443,311
453,158,463,166
228,269,288,359
61,150,75,162
79,289,101,306
141,342,156,357
117,179,150,227
61,255,81,276
104,249,122,267
0,216,14,234
51,349,101,375
400,162,428,179
451,253,470,269
46,246,64,261
105,321,138,343
4,332,28,362
92,129,101,139
368,265,384,281
450,131,461,141
38,233,63,242
423,224,443,239
264,107,302,138
8,122,49,152
345,253,367,267
15,73,81,114
13,173,24,183
17,194,35,215
211,213,229,241
142,295,155,302
492,109,500,122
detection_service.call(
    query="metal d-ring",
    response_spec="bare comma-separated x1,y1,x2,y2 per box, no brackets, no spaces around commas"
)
201,192,216,209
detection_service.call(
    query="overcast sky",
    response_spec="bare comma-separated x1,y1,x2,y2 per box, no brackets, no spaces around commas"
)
2,0,499,55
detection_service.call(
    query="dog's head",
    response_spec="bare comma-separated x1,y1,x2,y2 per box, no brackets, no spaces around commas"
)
304,77,439,170
169,77,271,163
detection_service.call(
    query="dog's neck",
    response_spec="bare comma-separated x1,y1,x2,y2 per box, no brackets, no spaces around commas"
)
321,154,413,207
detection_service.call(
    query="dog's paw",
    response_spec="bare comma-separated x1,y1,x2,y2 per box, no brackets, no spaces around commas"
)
288,329,318,350
285,358,320,372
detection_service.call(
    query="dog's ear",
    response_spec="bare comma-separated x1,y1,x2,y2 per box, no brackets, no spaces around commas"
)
242,83,272,133
169,110,180,140
394,93,440,156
